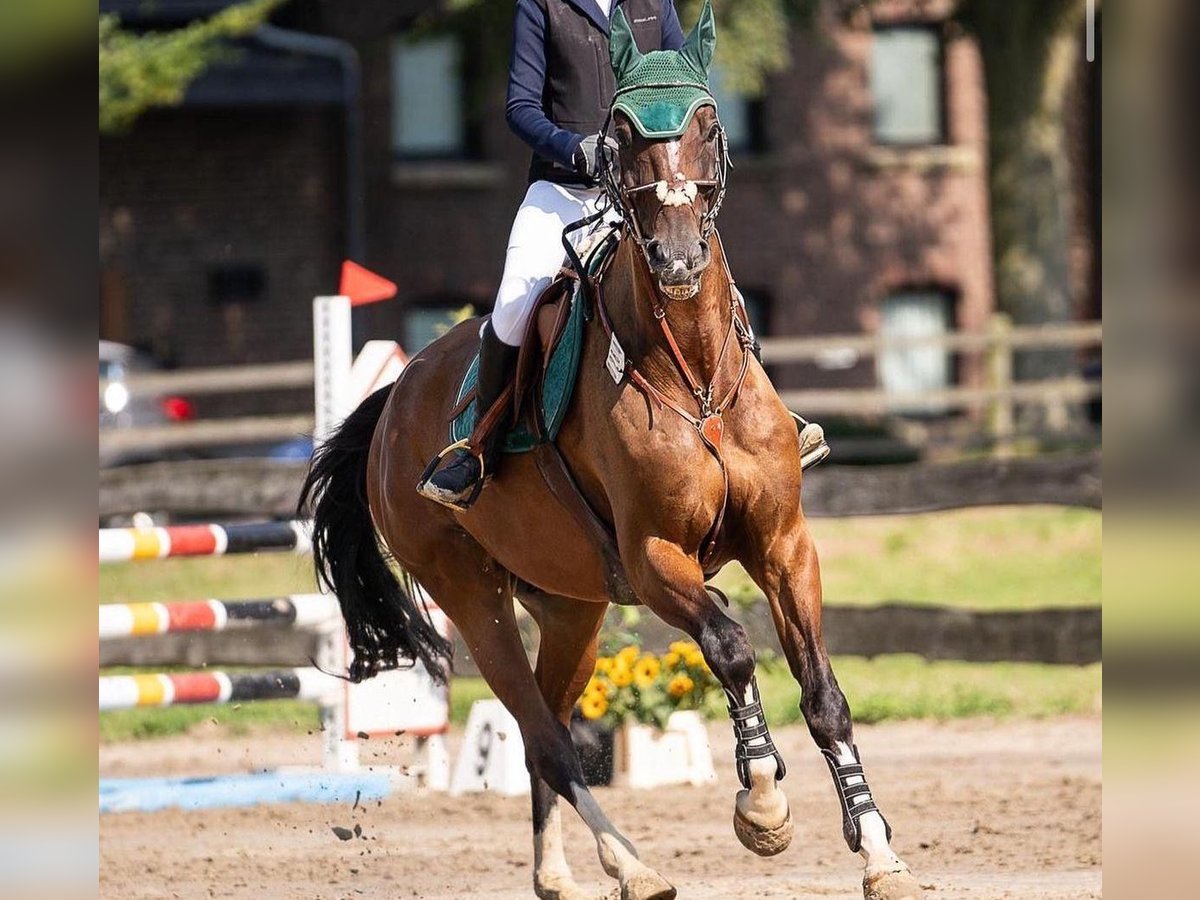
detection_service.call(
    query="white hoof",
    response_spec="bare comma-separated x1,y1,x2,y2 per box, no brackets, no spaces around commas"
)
724,796,792,859
534,871,591,900
864,864,925,900
621,869,676,900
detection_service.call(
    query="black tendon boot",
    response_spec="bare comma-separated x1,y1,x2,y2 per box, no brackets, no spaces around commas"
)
418,322,519,510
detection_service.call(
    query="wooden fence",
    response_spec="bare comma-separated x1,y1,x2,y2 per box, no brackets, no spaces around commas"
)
100,317,1100,456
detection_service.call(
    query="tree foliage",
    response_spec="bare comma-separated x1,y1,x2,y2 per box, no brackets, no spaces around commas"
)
99,0,284,134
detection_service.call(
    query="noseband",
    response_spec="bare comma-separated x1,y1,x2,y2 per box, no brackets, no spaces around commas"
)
597,82,730,298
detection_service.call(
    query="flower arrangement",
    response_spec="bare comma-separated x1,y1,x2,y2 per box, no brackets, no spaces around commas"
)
577,641,721,730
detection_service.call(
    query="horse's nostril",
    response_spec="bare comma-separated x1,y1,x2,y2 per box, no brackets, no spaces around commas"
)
646,240,670,267
691,239,711,267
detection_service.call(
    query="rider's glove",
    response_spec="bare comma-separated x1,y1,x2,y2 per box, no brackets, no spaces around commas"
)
572,132,619,181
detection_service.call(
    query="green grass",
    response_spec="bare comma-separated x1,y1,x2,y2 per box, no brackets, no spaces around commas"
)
100,699,320,742
752,656,1101,725
712,506,1101,611
99,507,1100,742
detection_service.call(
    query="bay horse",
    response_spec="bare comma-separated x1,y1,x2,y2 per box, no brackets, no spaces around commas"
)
300,5,922,899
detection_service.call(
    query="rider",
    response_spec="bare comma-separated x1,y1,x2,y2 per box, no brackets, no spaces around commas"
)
420,0,826,511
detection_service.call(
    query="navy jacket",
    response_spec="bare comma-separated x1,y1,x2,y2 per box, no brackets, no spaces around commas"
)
507,0,684,185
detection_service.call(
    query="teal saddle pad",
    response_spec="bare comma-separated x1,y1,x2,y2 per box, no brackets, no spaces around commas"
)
450,272,594,454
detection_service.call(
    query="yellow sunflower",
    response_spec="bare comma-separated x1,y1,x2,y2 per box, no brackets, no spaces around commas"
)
585,676,610,698
662,650,680,669
616,645,640,666
609,661,634,687
633,655,661,688
594,656,613,674
669,640,692,656
684,648,706,668
579,693,608,720
667,674,694,698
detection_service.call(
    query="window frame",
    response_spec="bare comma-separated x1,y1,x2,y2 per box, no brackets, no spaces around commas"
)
868,23,949,148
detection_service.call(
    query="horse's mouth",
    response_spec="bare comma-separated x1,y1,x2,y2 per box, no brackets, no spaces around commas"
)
657,279,700,301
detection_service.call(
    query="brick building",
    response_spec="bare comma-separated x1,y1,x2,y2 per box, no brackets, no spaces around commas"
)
100,0,996,411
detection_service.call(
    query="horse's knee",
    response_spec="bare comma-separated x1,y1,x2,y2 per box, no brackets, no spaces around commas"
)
699,615,755,693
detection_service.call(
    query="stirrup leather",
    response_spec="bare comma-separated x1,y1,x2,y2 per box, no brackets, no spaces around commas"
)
726,679,786,791
416,438,486,511
821,744,892,853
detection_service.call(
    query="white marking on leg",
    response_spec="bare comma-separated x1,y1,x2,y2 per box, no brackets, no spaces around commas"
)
534,798,572,881
834,740,902,872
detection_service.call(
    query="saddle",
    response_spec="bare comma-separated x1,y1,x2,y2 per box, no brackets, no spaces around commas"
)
448,231,619,454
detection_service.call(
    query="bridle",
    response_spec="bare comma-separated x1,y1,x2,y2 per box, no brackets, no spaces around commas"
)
596,82,730,299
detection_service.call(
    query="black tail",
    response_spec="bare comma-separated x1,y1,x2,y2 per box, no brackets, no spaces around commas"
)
298,386,451,683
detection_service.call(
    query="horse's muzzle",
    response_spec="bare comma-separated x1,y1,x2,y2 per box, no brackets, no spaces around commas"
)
649,240,710,300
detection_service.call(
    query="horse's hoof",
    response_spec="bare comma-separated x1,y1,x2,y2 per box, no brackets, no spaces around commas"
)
534,871,591,900
863,865,925,900
621,869,677,900
733,800,794,857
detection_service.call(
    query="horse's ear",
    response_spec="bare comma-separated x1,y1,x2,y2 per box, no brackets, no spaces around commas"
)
609,6,643,80
681,0,717,75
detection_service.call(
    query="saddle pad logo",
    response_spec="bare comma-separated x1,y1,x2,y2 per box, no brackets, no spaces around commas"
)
632,16,658,24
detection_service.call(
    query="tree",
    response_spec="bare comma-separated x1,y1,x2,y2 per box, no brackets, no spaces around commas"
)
99,0,284,134
956,0,1089,379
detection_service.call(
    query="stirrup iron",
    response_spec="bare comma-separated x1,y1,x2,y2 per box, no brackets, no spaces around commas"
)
791,412,830,471
821,744,892,853
726,679,786,791
416,438,485,511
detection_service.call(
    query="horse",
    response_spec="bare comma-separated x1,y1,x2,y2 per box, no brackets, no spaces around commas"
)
300,6,923,899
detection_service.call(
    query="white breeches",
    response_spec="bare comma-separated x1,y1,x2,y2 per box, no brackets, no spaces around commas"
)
490,180,616,347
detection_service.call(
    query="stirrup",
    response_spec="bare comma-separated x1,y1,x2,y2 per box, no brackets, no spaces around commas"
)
821,744,892,853
416,439,486,511
726,679,786,791
790,412,830,471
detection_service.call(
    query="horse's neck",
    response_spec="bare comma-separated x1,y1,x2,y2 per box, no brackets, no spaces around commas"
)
609,236,735,390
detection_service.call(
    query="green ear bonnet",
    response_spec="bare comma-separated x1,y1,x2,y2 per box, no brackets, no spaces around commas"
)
609,0,718,139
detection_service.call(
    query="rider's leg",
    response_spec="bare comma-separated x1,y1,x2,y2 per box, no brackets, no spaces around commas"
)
420,181,598,510
421,320,519,507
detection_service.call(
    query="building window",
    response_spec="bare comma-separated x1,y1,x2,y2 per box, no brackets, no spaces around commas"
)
877,289,953,414
391,36,465,158
870,26,945,145
403,303,468,352
709,66,763,155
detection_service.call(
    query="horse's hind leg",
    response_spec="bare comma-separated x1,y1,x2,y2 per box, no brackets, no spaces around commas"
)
435,566,675,900
520,591,608,900
742,521,924,900
621,536,793,857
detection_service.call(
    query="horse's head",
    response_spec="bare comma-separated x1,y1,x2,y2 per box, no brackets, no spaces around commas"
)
604,1,726,301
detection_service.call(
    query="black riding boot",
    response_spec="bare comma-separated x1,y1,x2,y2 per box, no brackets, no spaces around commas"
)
419,322,519,510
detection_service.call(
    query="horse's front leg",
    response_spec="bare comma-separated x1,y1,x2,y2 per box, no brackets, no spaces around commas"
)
743,521,925,900
624,535,793,856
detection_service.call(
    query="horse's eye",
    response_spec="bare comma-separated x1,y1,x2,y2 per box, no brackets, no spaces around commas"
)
706,123,721,143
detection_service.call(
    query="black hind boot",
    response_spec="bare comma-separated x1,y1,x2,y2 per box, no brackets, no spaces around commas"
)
418,321,519,511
